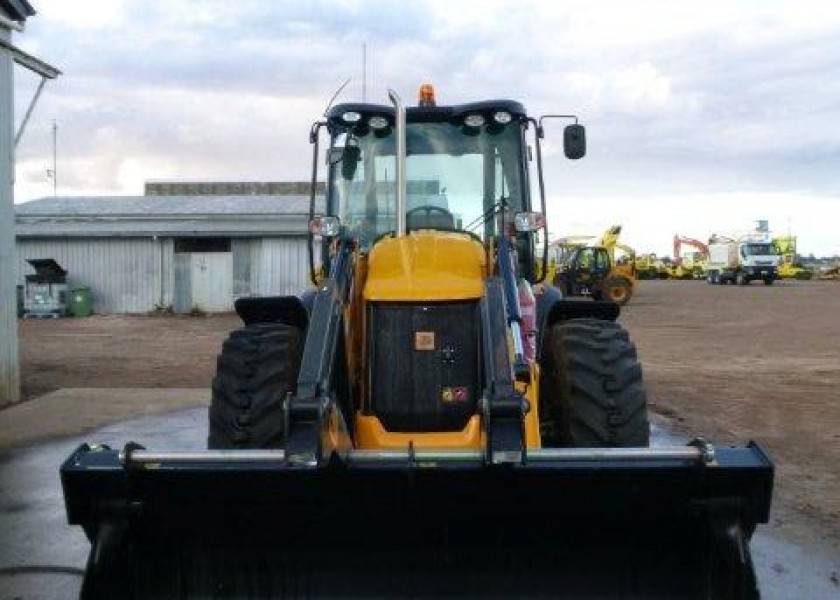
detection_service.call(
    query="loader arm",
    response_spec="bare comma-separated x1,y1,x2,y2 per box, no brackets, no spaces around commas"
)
284,239,355,465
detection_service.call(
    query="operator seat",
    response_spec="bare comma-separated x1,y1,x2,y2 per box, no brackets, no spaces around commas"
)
406,207,455,231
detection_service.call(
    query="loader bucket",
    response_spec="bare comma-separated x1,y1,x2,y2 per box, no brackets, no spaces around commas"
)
62,443,773,599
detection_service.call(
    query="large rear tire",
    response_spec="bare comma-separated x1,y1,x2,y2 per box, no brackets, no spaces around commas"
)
208,323,303,449
539,318,649,447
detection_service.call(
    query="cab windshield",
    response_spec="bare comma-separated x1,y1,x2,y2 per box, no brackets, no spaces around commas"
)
742,243,775,256
329,120,526,247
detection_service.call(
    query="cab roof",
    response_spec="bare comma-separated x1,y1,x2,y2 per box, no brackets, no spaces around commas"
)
327,99,528,127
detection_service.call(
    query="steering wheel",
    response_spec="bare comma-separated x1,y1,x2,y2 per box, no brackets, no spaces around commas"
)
405,205,455,230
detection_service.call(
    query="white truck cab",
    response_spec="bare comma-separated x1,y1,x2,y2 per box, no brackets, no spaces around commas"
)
707,238,780,285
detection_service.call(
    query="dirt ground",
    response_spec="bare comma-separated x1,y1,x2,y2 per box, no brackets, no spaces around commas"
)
620,280,840,553
18,313,240,400
11,279,840,552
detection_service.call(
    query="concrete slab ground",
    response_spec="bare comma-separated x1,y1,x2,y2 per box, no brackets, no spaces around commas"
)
0,405,211,600
0,394,837,599
0,388,209,450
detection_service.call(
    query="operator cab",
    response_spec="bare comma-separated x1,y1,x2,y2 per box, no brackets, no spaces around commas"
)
308,86,586,286
556,246,613,296
325,99,531,245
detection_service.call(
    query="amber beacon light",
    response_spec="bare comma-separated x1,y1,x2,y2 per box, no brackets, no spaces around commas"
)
418,83,436,107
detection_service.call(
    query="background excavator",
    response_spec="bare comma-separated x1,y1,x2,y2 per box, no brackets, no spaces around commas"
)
553,225,638,304
672,234,710,280
60,87,773,599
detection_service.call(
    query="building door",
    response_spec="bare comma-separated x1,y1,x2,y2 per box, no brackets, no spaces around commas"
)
173,238,233,313
190,252,233,312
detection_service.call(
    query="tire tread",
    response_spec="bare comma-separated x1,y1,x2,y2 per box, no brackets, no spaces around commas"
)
539,318,650,447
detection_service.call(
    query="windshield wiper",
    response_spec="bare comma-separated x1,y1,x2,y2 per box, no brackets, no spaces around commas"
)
465,197,509,233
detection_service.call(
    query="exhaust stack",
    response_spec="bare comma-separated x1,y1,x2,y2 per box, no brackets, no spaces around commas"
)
388,88,407,237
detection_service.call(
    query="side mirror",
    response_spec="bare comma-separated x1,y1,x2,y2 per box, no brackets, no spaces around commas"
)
564,124,586,159
514,211,546,233
326,148,343,165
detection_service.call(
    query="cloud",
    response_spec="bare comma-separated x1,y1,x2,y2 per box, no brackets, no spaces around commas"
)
11,0,840,256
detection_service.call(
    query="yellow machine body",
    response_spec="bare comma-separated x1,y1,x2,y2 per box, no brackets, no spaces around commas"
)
351,231,541,450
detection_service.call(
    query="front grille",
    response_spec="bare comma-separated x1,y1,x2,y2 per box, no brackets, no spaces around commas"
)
368,302,481,432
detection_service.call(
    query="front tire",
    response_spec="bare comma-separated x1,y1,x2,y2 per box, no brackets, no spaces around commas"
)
208,323,303,449
539,318,649,447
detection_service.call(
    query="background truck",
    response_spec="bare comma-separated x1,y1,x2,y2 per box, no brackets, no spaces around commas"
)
706,235,780,285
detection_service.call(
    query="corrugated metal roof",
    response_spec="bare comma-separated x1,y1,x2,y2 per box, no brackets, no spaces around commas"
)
16,195,322,216
15,195,327,238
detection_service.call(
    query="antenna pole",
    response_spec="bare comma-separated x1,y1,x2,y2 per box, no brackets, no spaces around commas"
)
362,43,367,102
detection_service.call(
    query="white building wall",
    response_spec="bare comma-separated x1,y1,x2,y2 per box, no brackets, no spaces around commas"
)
172,252,191,314
256,237,311,296
249,238,262,294
159,237,175,309
15,235,314,314
231,238,252,298
16,238,164,314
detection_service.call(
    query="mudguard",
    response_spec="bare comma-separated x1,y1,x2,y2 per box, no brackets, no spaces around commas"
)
544,297,620,329
234,295,310,329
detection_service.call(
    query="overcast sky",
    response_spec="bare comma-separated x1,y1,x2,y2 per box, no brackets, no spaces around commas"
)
11,0,840,256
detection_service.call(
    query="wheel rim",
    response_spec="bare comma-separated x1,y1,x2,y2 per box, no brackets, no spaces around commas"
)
609,285,629,303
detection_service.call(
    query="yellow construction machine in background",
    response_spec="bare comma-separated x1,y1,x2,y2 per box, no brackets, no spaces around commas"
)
552,225,638,304
818,262,840,280
541,234,594,284
773,236,814,280
634,253,669,280
671,235,709,280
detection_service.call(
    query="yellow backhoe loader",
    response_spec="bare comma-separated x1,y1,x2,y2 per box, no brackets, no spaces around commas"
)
60,87,773,599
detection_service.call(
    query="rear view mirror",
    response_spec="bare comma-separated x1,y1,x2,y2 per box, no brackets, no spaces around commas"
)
564,124,586,159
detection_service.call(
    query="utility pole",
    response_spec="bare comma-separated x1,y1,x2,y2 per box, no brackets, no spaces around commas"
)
0,5,61,406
